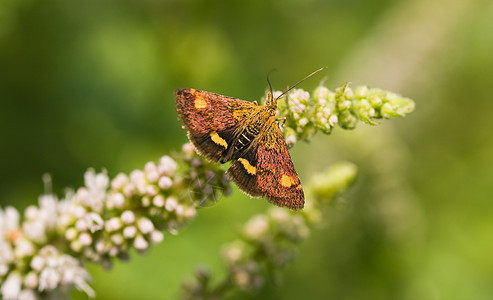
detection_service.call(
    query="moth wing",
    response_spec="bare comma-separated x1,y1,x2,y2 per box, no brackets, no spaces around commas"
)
255,124,304,210
226,122,304,210
175,89,255,162
226,146,263,198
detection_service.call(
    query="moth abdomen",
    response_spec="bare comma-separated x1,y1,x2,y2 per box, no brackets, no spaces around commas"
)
234,130,256,152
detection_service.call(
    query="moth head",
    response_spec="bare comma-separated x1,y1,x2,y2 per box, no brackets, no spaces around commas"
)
265,66,327,111
266,91,277,109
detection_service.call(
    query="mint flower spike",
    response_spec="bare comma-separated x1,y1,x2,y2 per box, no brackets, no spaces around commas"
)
309,161,358,206
181,162,358,299
273,83,415,146
0,143,231,299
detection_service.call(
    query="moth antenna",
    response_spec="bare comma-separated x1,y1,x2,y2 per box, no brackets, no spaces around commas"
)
275,66,328,100
266,68,277,96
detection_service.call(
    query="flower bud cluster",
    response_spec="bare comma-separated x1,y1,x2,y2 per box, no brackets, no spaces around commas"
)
0,143,232,299
182,207,310,297
273,83,415,146
179,143,232,207
181,161,359,299
0,199,89,300
226,208,309,290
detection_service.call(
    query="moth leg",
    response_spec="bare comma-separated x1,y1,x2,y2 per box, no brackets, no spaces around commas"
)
276,117,287,126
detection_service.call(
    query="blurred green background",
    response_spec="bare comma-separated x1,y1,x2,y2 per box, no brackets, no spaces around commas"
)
1,0,493,299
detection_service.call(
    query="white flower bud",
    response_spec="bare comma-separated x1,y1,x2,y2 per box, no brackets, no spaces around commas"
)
141,196,151,207
73,205,86,219
18,289,37,300
181,143,195,155
244,215,269,239
146,185,158,196
146,169,159,183
134,235,148,250
298,117,308,127
59,213,73,227
75,219,88,232
144,162,158,174
30,256,45,271
0,264,9,276
93,172,109,190
123,183,135,198
354,85,369,98
285,134,296,145
158,176,173,190
76,187,89,204
316,86,329,99
165,197,178,211
1,271,22,299
110,193,125,209
145,164,160,183
344,87,353,99
184,206,197,219
105,217,122,232
14,238,35,257
23,271,39,289
222,243,243,265
152,194,165,207
111,173,129,190
86,212,104,233
234,269,250,290
23,220,46,243
111,234,124,245
109,246,119,256
121,210,135,224
137,218,154,234
70,240,83,252
3,207,20,231
150,230,164,243
130,170,145,183
24,205,38,220
158,156,178,175
328,115,338,126
79,232,92,246
123,226,137,238
269,207,289,224
83,248,99,261
39,267,60,291
175,205,184,216
95,239,106,253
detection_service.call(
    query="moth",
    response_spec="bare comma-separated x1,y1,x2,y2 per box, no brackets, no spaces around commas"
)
175,88,304,210
175,69,326,210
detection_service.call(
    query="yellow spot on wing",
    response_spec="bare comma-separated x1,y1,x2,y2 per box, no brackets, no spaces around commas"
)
238,158,256,175
210,132,228,149
194,95,207,109
280,174,295,188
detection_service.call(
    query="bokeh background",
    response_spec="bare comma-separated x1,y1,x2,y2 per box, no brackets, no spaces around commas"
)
1,0,492,299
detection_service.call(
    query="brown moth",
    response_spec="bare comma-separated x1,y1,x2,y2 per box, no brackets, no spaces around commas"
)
175,88,304,210
174,68,327,209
